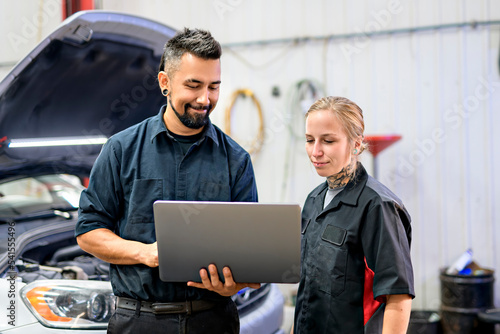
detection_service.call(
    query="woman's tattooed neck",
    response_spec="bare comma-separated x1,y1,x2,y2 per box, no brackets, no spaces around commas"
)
327,161,355,189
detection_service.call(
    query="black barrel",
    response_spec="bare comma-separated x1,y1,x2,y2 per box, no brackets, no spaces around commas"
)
440,268,495,334
478,309,500,333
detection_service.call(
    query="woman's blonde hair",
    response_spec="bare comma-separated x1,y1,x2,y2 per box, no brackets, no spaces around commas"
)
306,96,368,154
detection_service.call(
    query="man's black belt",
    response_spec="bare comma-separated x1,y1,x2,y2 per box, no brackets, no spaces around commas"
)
116,296,217,315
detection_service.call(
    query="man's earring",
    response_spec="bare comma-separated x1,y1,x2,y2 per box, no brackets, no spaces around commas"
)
353,148,358,155
162,89,168,96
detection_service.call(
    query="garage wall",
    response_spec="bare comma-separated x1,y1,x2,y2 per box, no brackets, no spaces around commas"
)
0,0,62,79
1,0,500,311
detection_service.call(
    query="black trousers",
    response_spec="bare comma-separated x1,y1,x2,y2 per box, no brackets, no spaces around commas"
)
107,298,239,334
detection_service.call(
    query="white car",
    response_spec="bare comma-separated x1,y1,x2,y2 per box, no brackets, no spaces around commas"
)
0,11,285,334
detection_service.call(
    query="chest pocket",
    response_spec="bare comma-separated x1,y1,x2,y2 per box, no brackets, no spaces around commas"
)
313,224,348,296
124,179,163,243
128,179,163,223
124,179,163,242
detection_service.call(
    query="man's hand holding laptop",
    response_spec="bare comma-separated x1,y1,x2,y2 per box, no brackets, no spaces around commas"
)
187,264,261,297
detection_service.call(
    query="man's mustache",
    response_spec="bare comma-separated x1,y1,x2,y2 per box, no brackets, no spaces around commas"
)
186,104,210,111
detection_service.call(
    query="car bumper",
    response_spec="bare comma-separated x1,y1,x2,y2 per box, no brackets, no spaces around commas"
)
1,283,285,334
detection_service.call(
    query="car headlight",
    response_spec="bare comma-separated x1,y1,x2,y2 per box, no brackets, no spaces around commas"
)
21,280,115,329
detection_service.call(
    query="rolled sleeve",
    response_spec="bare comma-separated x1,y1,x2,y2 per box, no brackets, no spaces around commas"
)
75,140,123,237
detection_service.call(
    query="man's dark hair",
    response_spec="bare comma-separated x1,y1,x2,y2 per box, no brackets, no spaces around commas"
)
159,28,222,76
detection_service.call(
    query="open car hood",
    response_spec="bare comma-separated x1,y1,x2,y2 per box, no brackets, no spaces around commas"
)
0,11,176,179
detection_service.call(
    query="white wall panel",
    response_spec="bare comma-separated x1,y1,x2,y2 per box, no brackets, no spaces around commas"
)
0,0,62,80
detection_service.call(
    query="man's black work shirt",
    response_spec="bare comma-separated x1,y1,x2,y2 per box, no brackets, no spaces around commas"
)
294,163,414,333
76,106,258,302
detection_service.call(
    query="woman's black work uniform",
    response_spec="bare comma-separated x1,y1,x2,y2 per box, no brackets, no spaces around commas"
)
294,163,415,333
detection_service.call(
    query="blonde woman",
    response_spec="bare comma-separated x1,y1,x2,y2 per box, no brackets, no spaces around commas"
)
292,96,414,333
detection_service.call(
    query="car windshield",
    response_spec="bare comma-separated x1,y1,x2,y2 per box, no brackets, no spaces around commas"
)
0,174,84,219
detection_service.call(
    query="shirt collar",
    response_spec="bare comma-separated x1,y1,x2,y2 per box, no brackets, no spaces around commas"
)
150,105,220,146
311,162,368,211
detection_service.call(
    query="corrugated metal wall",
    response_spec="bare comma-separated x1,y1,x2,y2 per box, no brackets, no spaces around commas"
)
1,0,499,312
0,0,62,79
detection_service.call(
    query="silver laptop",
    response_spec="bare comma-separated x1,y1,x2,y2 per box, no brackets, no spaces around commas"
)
153,200,301,283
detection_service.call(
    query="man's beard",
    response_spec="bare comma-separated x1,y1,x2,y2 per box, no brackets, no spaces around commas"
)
169,98,211,129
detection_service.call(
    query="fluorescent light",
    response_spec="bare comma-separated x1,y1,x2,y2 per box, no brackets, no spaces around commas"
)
8,136,108,148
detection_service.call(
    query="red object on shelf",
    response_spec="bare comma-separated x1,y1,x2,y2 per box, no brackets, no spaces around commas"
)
62,0,95,20
365,135,402,157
